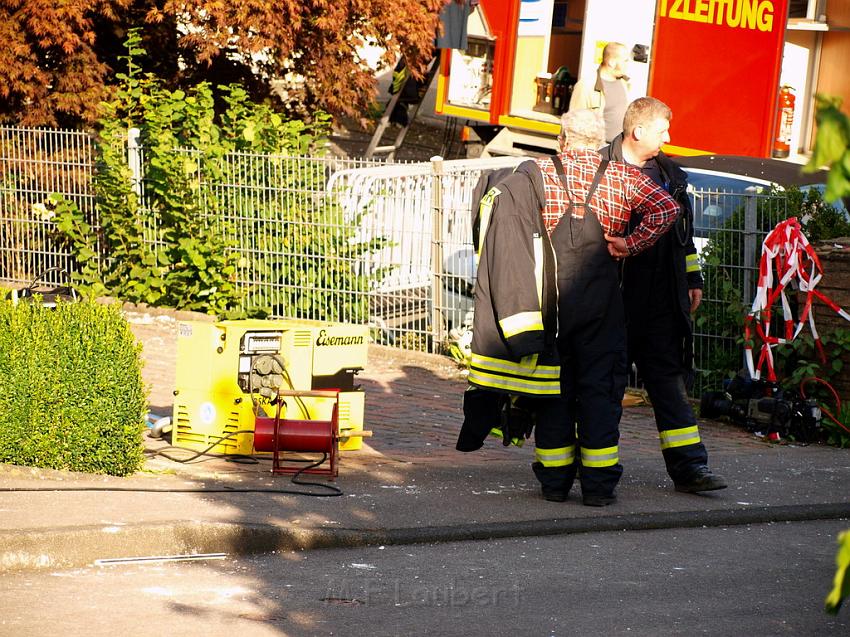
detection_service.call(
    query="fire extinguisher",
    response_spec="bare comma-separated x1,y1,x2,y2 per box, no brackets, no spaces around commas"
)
772,85,795,159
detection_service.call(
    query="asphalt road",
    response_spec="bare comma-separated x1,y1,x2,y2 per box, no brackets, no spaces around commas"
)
2,519,848,636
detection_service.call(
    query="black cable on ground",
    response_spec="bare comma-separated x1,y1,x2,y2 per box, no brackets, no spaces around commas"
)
0,454,343,497
145,428,315,465
144,429,263,465
0,431,344,497
141,370,345,495
290,454,343,494
146,429,343,496
0,484,343,496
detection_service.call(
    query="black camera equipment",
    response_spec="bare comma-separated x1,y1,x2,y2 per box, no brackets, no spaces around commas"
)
12,268,76,307
700,371,822,442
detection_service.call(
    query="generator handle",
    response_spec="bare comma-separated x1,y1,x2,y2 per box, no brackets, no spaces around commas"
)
276,389,340,399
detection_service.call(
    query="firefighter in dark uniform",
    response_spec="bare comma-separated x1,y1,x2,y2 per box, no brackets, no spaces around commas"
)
600,96,727,493
459,110,679,506
531,109,680,505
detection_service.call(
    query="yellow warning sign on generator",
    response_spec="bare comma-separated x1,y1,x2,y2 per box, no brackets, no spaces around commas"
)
172,319,369,455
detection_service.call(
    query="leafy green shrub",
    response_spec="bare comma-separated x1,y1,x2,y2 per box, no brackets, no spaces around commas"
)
0,299,146,476
806,94,850,203
821,403,850,449
773,329,850,447
774,329,850,389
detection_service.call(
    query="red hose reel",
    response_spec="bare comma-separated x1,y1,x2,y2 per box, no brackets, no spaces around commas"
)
254,390,369,478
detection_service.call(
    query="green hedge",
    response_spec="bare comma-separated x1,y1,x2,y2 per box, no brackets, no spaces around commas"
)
0,299,147,476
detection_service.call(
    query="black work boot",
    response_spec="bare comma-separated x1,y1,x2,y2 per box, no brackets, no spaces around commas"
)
582,493,617,507
533,462,573,503
542,488,568,502
674,466,728,493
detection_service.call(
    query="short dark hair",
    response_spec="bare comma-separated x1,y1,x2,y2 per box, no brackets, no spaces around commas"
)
623,97,672,136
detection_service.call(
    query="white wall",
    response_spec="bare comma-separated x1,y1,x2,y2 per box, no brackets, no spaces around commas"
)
578,0,658,97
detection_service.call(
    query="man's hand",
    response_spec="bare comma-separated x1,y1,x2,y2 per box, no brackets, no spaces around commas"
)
604,233,629,259
689,288,703,313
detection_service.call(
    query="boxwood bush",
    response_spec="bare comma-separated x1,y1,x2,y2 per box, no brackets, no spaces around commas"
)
0,299,147,476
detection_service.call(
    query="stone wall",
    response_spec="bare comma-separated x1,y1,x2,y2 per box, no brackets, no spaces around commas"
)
811,240,850,401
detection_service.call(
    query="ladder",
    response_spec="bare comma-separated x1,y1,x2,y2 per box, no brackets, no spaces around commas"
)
365,58,439,161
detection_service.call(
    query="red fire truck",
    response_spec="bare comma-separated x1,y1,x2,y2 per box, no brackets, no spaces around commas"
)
434,0,850,159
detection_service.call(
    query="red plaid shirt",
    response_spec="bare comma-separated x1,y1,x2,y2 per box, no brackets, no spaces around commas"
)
535,149,678,255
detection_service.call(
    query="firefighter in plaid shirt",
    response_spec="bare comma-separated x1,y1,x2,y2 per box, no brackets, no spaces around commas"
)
531,109,678,506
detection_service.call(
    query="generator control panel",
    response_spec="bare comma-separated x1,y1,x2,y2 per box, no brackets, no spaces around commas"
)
237,330,285,397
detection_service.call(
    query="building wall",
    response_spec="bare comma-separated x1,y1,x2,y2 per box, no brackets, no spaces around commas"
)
811,242,850,401
815,1,850,128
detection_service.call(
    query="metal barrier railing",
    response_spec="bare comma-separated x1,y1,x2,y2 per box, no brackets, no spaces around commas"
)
327,156,525,349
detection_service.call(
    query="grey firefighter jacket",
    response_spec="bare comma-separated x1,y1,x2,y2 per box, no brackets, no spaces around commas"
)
467,160,560,396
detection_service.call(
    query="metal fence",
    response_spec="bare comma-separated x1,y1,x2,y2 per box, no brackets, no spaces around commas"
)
0,127,97,285
0,125,793,395
689,187,793,395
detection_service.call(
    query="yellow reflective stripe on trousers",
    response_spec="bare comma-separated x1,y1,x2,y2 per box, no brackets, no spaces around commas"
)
499,311,544,338
535,445,576,467
580,446,619,468
468,368,561,394
659,425,701,450
686,253,700,273
470,353,560,378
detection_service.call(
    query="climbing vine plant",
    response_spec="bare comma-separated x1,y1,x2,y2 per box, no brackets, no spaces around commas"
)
53,29,332,316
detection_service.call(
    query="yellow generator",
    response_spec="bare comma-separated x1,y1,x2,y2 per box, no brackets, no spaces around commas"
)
172,319,368,456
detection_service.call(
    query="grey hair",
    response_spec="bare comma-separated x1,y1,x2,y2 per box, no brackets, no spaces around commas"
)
559,109,606,151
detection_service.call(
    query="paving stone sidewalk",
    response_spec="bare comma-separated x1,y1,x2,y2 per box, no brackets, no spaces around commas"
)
124,306,763,469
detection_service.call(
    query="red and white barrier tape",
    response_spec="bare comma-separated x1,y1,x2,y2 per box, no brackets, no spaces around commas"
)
745,217,850,382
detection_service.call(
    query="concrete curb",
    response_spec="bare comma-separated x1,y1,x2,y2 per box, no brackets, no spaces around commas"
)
3,502,849,574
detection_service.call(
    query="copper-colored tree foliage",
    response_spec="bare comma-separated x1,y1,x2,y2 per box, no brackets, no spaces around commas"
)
0,0,445,127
